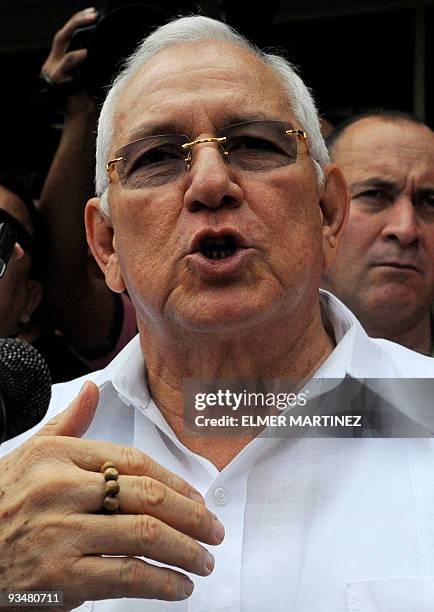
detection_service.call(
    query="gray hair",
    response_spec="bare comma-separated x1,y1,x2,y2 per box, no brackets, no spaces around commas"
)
96,15,329,214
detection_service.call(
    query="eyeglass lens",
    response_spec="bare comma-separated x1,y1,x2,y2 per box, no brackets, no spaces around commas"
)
114,121,300,189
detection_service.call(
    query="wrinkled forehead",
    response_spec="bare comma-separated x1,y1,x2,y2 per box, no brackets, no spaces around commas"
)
112,40,294,148
334,118,434,174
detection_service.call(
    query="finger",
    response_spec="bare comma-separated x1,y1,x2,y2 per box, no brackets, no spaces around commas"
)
35,381,99,438
52,8,98,53
74,514,215,577
72,556,194,602
71,472,223,544
56,436,205,504
46,49,88,84
59,48,87,72
118,475,224,544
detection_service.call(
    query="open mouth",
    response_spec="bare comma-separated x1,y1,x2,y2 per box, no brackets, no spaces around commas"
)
188,229,251,278
199,235,238,260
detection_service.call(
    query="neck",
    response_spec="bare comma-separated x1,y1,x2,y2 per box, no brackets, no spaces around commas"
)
138,302,335,469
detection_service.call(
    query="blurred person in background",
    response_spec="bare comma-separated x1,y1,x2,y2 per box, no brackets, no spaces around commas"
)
0,173,89,381
323,110,434,355
38,7,137,371
0,175,42,339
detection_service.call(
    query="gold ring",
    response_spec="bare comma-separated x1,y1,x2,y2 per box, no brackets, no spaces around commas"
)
100,461,120,513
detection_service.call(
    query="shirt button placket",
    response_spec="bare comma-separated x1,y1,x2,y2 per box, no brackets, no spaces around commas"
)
195,478,245,611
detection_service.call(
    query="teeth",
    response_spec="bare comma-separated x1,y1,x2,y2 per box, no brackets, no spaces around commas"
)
203,248,235,260
200,235,238,260
204,237,228,246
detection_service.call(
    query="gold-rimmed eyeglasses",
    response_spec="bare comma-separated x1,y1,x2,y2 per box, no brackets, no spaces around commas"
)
106,120,309,190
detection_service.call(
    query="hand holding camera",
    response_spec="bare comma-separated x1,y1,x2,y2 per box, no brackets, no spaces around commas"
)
40,8,98,87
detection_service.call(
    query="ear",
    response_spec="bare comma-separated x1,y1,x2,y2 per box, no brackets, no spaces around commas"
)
19,278,43,325
318,164,349,271
85,198,126,293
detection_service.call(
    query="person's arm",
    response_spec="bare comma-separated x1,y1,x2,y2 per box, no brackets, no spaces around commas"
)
38,9,121,356
0,383,223,607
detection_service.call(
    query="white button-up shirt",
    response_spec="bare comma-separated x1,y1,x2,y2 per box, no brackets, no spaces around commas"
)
3,291,434,612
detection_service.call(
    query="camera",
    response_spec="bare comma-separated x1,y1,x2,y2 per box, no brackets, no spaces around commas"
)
67,2,170,98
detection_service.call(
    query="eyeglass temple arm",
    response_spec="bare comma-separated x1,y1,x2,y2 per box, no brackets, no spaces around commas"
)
285,129,309,152
106,157,125,175
285,129,307,140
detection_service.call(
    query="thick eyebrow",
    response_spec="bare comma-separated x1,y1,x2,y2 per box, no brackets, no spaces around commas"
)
219,112,288,128
350,178,396,195
124,122,185,143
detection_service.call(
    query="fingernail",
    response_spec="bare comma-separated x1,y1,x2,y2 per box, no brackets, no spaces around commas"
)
182,577,194,598
188,490,205,504
212,516,225,542
84,7,97,14
78,381,90,396
203,551,215,575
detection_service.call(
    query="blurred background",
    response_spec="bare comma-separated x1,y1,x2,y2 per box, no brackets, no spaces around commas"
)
0,0,433,196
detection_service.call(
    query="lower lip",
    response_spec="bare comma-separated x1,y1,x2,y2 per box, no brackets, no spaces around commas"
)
373,264,419,273
187,248,252,280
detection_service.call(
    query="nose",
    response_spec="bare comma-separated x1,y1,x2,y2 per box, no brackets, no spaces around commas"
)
183,141,243,213
381,195,420,247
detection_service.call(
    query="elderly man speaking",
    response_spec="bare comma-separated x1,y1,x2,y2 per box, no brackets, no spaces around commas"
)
2,15,434,612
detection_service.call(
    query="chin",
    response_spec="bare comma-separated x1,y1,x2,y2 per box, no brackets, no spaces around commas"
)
362,286,422,318
170,292,276,335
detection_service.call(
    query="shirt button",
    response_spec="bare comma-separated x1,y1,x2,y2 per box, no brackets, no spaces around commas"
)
213,486,229,505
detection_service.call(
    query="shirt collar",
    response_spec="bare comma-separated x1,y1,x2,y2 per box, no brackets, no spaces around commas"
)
315,289,395,379
95,334,150,410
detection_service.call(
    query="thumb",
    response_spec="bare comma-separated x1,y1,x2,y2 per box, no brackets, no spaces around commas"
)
36,381,100,438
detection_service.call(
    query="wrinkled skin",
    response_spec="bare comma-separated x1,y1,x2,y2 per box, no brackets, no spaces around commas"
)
0,383,224,610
